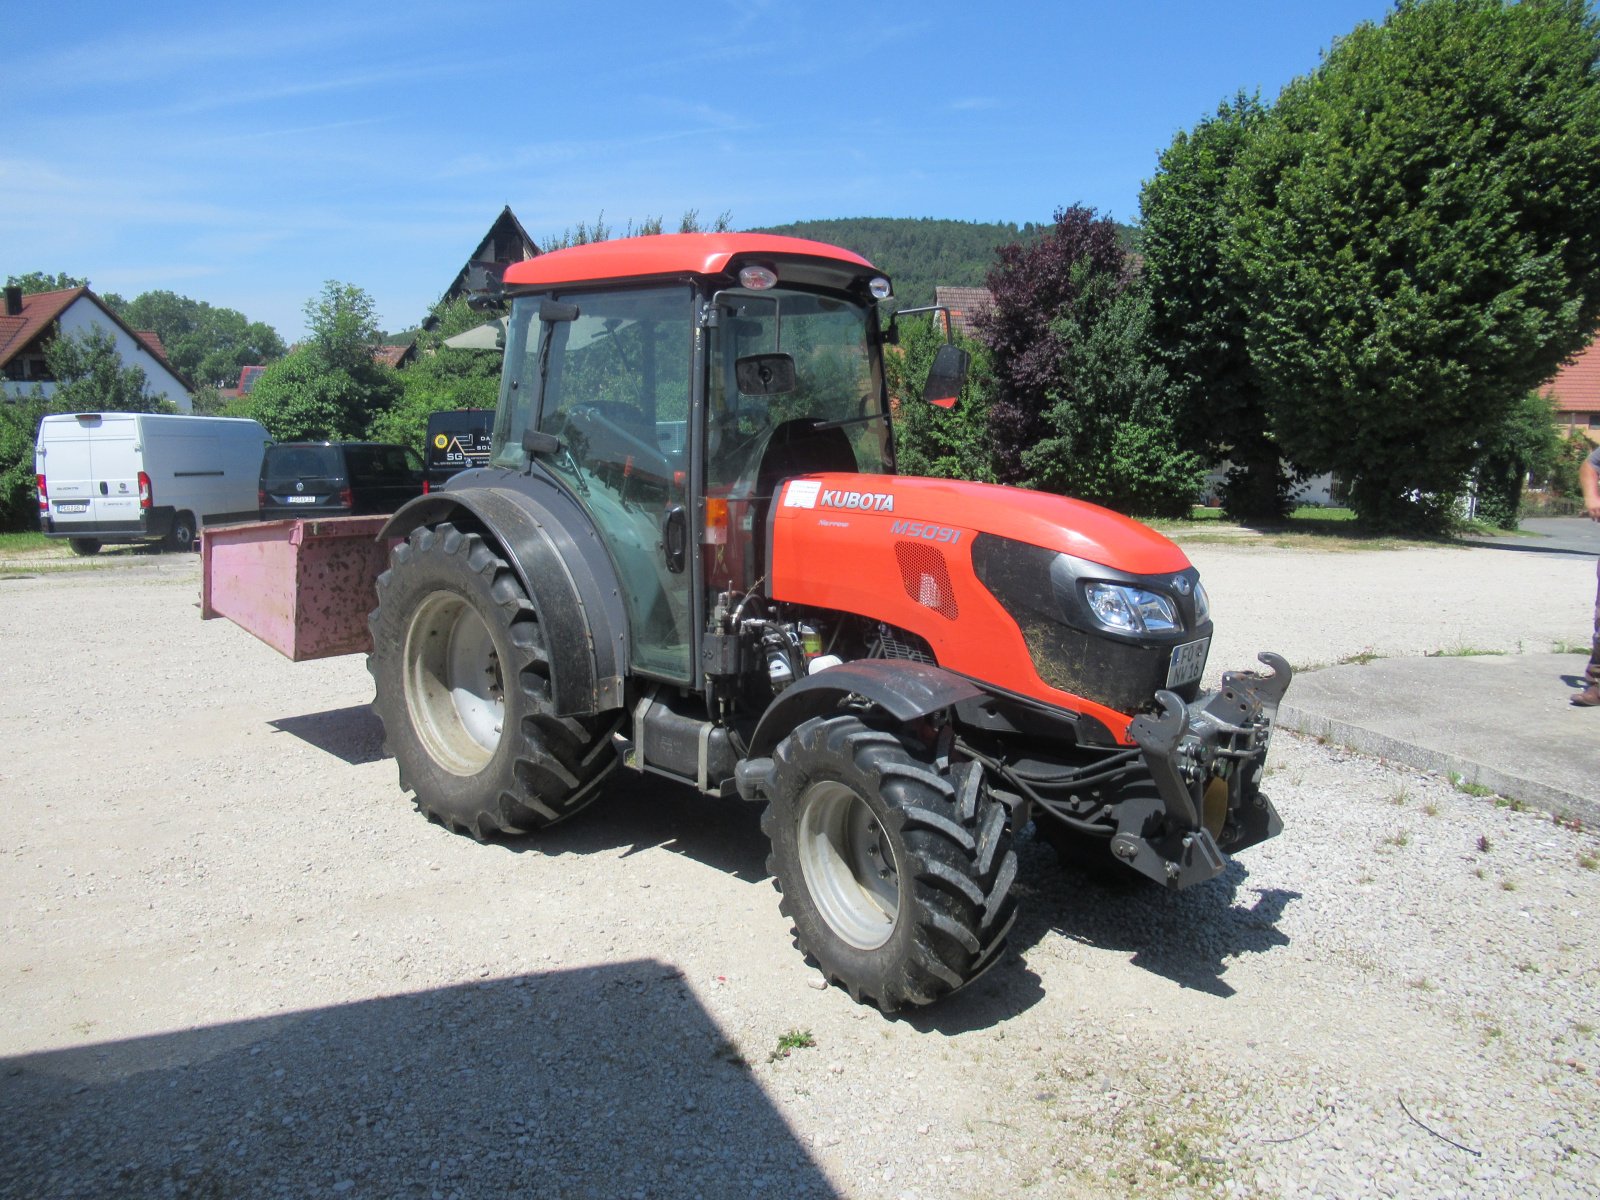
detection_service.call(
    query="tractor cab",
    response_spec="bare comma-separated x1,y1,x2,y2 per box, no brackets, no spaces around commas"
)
484,236,901,686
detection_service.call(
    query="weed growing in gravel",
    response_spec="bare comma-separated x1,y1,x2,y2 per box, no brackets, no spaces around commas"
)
1576,1023,1595,1037
1579,853,1598,871
1337,648,1381,666
769,1029,816,1061
1423,802,1439,817
1494,795,1528,812
1383,830,1411,848
1555,813,1585,832
1551,639,1587,654
1391,785,1410,806
1516,961,1540,974
1474,867,1488,880
1499,879,1518,892
1407,976,1435,992
1450,772,1497,799
1425,645,1504,658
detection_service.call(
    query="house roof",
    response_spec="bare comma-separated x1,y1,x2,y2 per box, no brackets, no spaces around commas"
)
0,286,83,369
373,344,414,370
933,286,994,338
1544,336,1600,415
0,286,191,389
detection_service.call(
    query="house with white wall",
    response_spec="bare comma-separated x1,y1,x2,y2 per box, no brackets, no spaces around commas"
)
0,285,193,411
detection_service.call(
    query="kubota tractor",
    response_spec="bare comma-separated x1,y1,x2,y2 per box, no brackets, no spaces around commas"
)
363,233,1290,1011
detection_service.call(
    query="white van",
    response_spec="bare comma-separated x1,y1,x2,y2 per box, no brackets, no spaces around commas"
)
35,413,270,555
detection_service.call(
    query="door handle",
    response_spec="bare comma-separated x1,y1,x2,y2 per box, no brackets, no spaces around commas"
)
661,505,687,574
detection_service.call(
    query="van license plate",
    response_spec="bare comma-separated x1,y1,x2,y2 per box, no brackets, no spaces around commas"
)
1166,637,1209,688
55,502,88,514
285,495,318,504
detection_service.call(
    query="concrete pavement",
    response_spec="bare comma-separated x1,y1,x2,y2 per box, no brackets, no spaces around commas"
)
1275,518,1598,825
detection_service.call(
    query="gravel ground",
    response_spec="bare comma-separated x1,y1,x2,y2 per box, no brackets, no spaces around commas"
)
1,538,1597,1200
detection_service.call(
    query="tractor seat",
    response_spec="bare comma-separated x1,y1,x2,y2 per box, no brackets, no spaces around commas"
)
754,419,858,499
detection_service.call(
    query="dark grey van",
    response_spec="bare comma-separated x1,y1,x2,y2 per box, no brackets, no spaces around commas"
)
258,442,423,520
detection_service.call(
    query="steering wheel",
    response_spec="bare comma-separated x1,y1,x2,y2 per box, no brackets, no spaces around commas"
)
564,404,675,482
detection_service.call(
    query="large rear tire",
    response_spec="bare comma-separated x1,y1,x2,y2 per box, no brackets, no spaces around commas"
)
368,522,617,839
68,538,101,557
761,714,1018,1011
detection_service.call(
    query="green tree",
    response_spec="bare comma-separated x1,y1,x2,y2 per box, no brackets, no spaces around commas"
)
1021,268,1203,517
1140,92,1292,521
1470,391,1561,527
112,290,284,389
240,282,399,440
303,281,383,372
885,317,996,482
1230,0,1600,531
367,350,501,450
6,271,87,294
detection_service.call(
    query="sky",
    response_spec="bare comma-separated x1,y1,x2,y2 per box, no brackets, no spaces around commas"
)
3,0,1398,345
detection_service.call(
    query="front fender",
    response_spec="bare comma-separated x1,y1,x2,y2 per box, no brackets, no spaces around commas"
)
379,485,628,716
743,659,983,762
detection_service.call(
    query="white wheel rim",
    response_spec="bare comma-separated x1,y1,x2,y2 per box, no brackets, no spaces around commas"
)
403,591,504,775
796,780,899,950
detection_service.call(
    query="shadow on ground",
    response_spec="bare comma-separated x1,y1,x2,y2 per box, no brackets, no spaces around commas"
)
269,705,388,765
1006,833,1300,1000
0,962,838,1200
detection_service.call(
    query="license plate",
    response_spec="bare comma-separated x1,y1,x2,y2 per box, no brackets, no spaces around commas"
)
55,502,88,514
1166,637,1210,688
285,495,319,504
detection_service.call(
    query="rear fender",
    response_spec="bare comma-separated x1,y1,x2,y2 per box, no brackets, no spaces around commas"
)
379,486,627,716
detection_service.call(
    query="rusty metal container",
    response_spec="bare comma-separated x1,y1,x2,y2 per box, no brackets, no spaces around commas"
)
201,516,394,661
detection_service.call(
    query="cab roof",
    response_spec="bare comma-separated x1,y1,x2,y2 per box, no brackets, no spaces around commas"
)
501,233,881,292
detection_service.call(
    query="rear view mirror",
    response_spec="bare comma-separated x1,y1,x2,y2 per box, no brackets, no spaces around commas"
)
923,344,970,410
735,353,797,396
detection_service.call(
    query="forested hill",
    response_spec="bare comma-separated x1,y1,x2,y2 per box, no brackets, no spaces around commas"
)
751,217,1137,309
751,218,1039,309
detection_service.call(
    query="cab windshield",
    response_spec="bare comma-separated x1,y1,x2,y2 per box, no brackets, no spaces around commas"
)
707,288,888,490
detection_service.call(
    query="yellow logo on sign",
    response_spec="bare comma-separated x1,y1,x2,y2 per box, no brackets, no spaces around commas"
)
433,434,448,449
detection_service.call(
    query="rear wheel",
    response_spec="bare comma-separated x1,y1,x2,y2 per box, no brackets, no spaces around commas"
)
762,714,1018,1011
368,522,617,839
166,511,198,553
68,538,101,557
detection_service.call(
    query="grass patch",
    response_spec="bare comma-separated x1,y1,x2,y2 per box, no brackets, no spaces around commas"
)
0,531,52,555
1338,649,1382,667
1425,645,1505,658
1450,772,1497,799
1579,853,1598,871
1383,830,1411,848
768,1029,816,1062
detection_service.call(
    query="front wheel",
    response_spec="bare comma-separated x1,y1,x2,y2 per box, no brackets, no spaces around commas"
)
761,714,1018,1011
368,523,617,839
68,538,101,557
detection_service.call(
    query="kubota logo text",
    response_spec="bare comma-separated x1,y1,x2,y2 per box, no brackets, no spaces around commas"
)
821,489,894,512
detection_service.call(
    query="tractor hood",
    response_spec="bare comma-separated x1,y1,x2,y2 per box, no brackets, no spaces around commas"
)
773,474,1190,576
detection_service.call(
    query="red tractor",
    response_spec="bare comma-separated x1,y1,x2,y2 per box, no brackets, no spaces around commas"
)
218,233,1290,1011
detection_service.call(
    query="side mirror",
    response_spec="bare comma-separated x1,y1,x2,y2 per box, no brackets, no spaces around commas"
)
522,429,563,458
735,353,797,396
923,344,970,410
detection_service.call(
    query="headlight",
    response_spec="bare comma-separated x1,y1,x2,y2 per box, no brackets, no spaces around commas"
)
1083,582,1182,634
1194,580,1210,625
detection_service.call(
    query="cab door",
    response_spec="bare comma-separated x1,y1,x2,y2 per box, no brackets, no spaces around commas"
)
531,286,695,683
